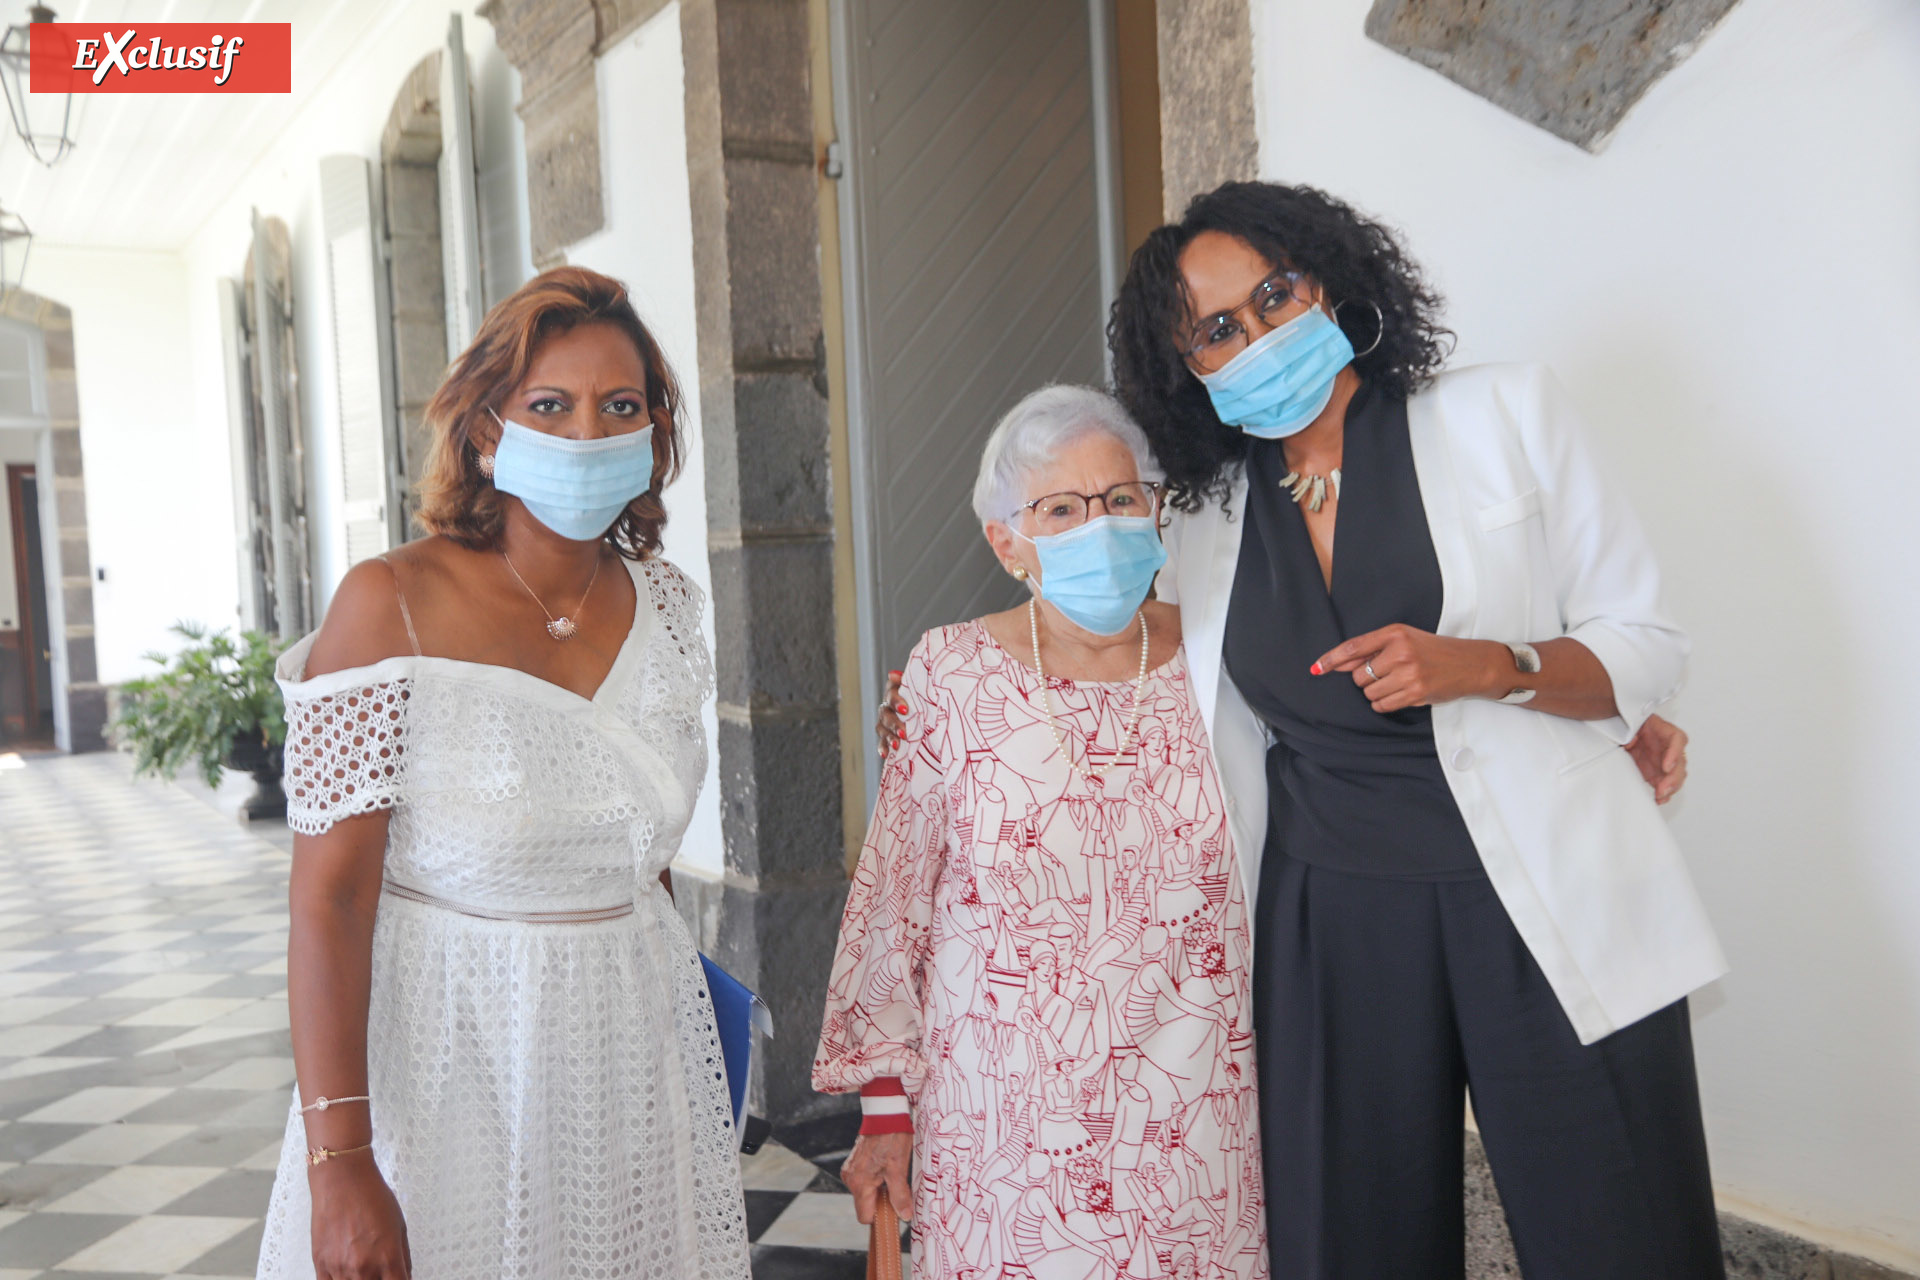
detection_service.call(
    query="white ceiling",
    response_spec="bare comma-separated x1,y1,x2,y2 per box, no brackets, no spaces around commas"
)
0,0,388,252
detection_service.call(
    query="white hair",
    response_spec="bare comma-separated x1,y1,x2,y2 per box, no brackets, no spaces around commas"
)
971,384,1162,526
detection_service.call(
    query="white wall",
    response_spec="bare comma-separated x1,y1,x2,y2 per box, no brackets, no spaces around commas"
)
1247,0,1920,1264
565,3,725,880
25,248,222,682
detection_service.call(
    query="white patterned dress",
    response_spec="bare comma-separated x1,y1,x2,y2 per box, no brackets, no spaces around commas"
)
256,558,749,1280
814,621,1268,1280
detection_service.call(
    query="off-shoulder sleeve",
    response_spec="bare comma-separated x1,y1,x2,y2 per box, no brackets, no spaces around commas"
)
811,637,948,1100
276,638,414,837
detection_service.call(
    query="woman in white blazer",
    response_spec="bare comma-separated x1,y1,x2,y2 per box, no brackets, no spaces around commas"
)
1102,182,1729,1279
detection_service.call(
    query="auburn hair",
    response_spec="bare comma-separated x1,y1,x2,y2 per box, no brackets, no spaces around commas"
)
414,266,685,558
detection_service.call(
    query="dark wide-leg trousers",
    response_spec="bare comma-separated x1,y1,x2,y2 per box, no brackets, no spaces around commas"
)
1253,855,1726,1280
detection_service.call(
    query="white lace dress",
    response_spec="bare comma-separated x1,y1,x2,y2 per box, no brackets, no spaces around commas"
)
256,558,749,1280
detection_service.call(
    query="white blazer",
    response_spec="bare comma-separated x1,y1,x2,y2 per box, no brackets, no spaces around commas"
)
1159,362,1727,1045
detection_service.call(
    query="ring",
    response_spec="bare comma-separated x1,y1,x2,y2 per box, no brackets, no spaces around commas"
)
1364,661,1380,682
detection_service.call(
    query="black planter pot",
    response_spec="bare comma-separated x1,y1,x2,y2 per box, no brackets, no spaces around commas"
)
225,731,287,822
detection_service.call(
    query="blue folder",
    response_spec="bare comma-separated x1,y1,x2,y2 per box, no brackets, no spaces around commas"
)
699,954,771,1130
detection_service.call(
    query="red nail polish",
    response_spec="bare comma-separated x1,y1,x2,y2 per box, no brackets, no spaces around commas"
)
897,704,909,715
1309,662,1324,676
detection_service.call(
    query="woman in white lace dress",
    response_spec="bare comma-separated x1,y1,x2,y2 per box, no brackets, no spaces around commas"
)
258,268,750,1280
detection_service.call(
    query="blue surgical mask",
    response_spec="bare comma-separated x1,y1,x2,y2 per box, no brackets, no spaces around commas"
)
1018,515,1168,636
488,412,655,542
1198,305,1354,439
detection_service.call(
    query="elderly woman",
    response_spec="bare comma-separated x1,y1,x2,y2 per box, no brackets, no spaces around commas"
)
814,385,1267,1280
1103,181,1727,1278
260,268,748,1279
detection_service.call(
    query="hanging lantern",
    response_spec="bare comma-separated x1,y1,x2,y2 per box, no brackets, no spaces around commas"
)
0,204,32,298
0,5,77,168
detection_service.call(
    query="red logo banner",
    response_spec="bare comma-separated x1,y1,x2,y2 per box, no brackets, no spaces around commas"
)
29,23,292,93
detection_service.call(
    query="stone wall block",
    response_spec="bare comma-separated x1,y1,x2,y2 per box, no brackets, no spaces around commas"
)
706,541,838,709
1364,0,1743,153
61,584,92,629
46,372,78,423
723,156,825,363
395,319,452,407
484,0,597,104
523,68,605,264
727,371,831,532
53,482,87,530
1157,0,1259,220
43,325,74,372
64,683,107,752
389,239,448,320
384,163,444,241
699,878,852,1120
714,0,813,148
49,427,83,478
58,535,90,578
64,634,96,685
1717,1213,1830,1279
715,712,842,886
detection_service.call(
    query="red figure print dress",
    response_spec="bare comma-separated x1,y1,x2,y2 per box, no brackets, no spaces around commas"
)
814,621,1267,1280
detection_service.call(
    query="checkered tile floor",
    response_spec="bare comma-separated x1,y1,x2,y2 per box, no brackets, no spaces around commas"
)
0,752,885,1278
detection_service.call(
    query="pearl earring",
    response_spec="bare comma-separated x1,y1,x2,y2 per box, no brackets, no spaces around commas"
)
1011,565,1028,581
476,452,496,478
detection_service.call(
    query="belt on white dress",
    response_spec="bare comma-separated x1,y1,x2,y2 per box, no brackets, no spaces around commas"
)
380,878,636,924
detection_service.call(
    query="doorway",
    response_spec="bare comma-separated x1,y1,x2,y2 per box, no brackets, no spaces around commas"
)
831,0,1163,807
3,462,53,747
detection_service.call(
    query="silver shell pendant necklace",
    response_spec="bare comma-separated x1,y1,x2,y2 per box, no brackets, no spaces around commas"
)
501,549,602,640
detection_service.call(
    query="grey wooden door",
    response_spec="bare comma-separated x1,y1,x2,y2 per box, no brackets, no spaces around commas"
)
833,0,1115,803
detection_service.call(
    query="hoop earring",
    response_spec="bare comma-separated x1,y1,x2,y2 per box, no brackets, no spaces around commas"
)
1333,298,1385,358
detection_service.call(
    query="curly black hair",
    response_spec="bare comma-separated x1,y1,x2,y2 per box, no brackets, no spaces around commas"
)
1107,181,1454,513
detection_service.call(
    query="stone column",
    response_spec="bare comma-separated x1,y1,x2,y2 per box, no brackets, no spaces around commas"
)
10,292,105,752
1156,0,1260,220
679,0,848,1123
479,0,675,268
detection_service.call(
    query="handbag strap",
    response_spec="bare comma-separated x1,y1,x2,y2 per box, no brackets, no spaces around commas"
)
867,1187,903,1280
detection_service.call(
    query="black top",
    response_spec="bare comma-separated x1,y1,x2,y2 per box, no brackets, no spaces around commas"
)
1223,382,1483,879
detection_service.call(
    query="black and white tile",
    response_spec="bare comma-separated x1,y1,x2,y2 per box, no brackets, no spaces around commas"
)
0,753,892,1279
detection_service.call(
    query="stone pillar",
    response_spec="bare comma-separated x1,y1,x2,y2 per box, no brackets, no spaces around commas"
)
479,0,673,268
380,52,450,491
9,292,105,751
1157,0,1260,220
679,0,848,1123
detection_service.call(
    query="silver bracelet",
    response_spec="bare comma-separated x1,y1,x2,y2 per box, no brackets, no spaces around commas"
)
299,1094,371,1114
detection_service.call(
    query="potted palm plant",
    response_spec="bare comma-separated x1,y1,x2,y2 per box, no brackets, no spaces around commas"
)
112,623,289,821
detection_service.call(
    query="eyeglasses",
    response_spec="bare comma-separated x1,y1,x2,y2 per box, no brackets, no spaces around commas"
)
1010,481,1162,535
1181,269,1311,374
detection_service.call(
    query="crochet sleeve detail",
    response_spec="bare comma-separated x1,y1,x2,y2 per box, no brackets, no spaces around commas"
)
281,675,414,836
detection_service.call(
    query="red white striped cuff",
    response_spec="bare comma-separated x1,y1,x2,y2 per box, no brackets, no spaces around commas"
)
859,1078,912,1135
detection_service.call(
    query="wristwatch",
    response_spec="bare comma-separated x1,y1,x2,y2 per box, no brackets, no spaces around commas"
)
1498,642,1540,705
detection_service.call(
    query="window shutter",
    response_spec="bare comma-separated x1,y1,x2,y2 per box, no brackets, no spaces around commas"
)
320,154,402,565
218,277,269,631
439,13,484,359
248,211,312,640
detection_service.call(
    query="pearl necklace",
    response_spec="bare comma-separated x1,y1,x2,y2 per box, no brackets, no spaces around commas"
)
1026,597,1150,783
